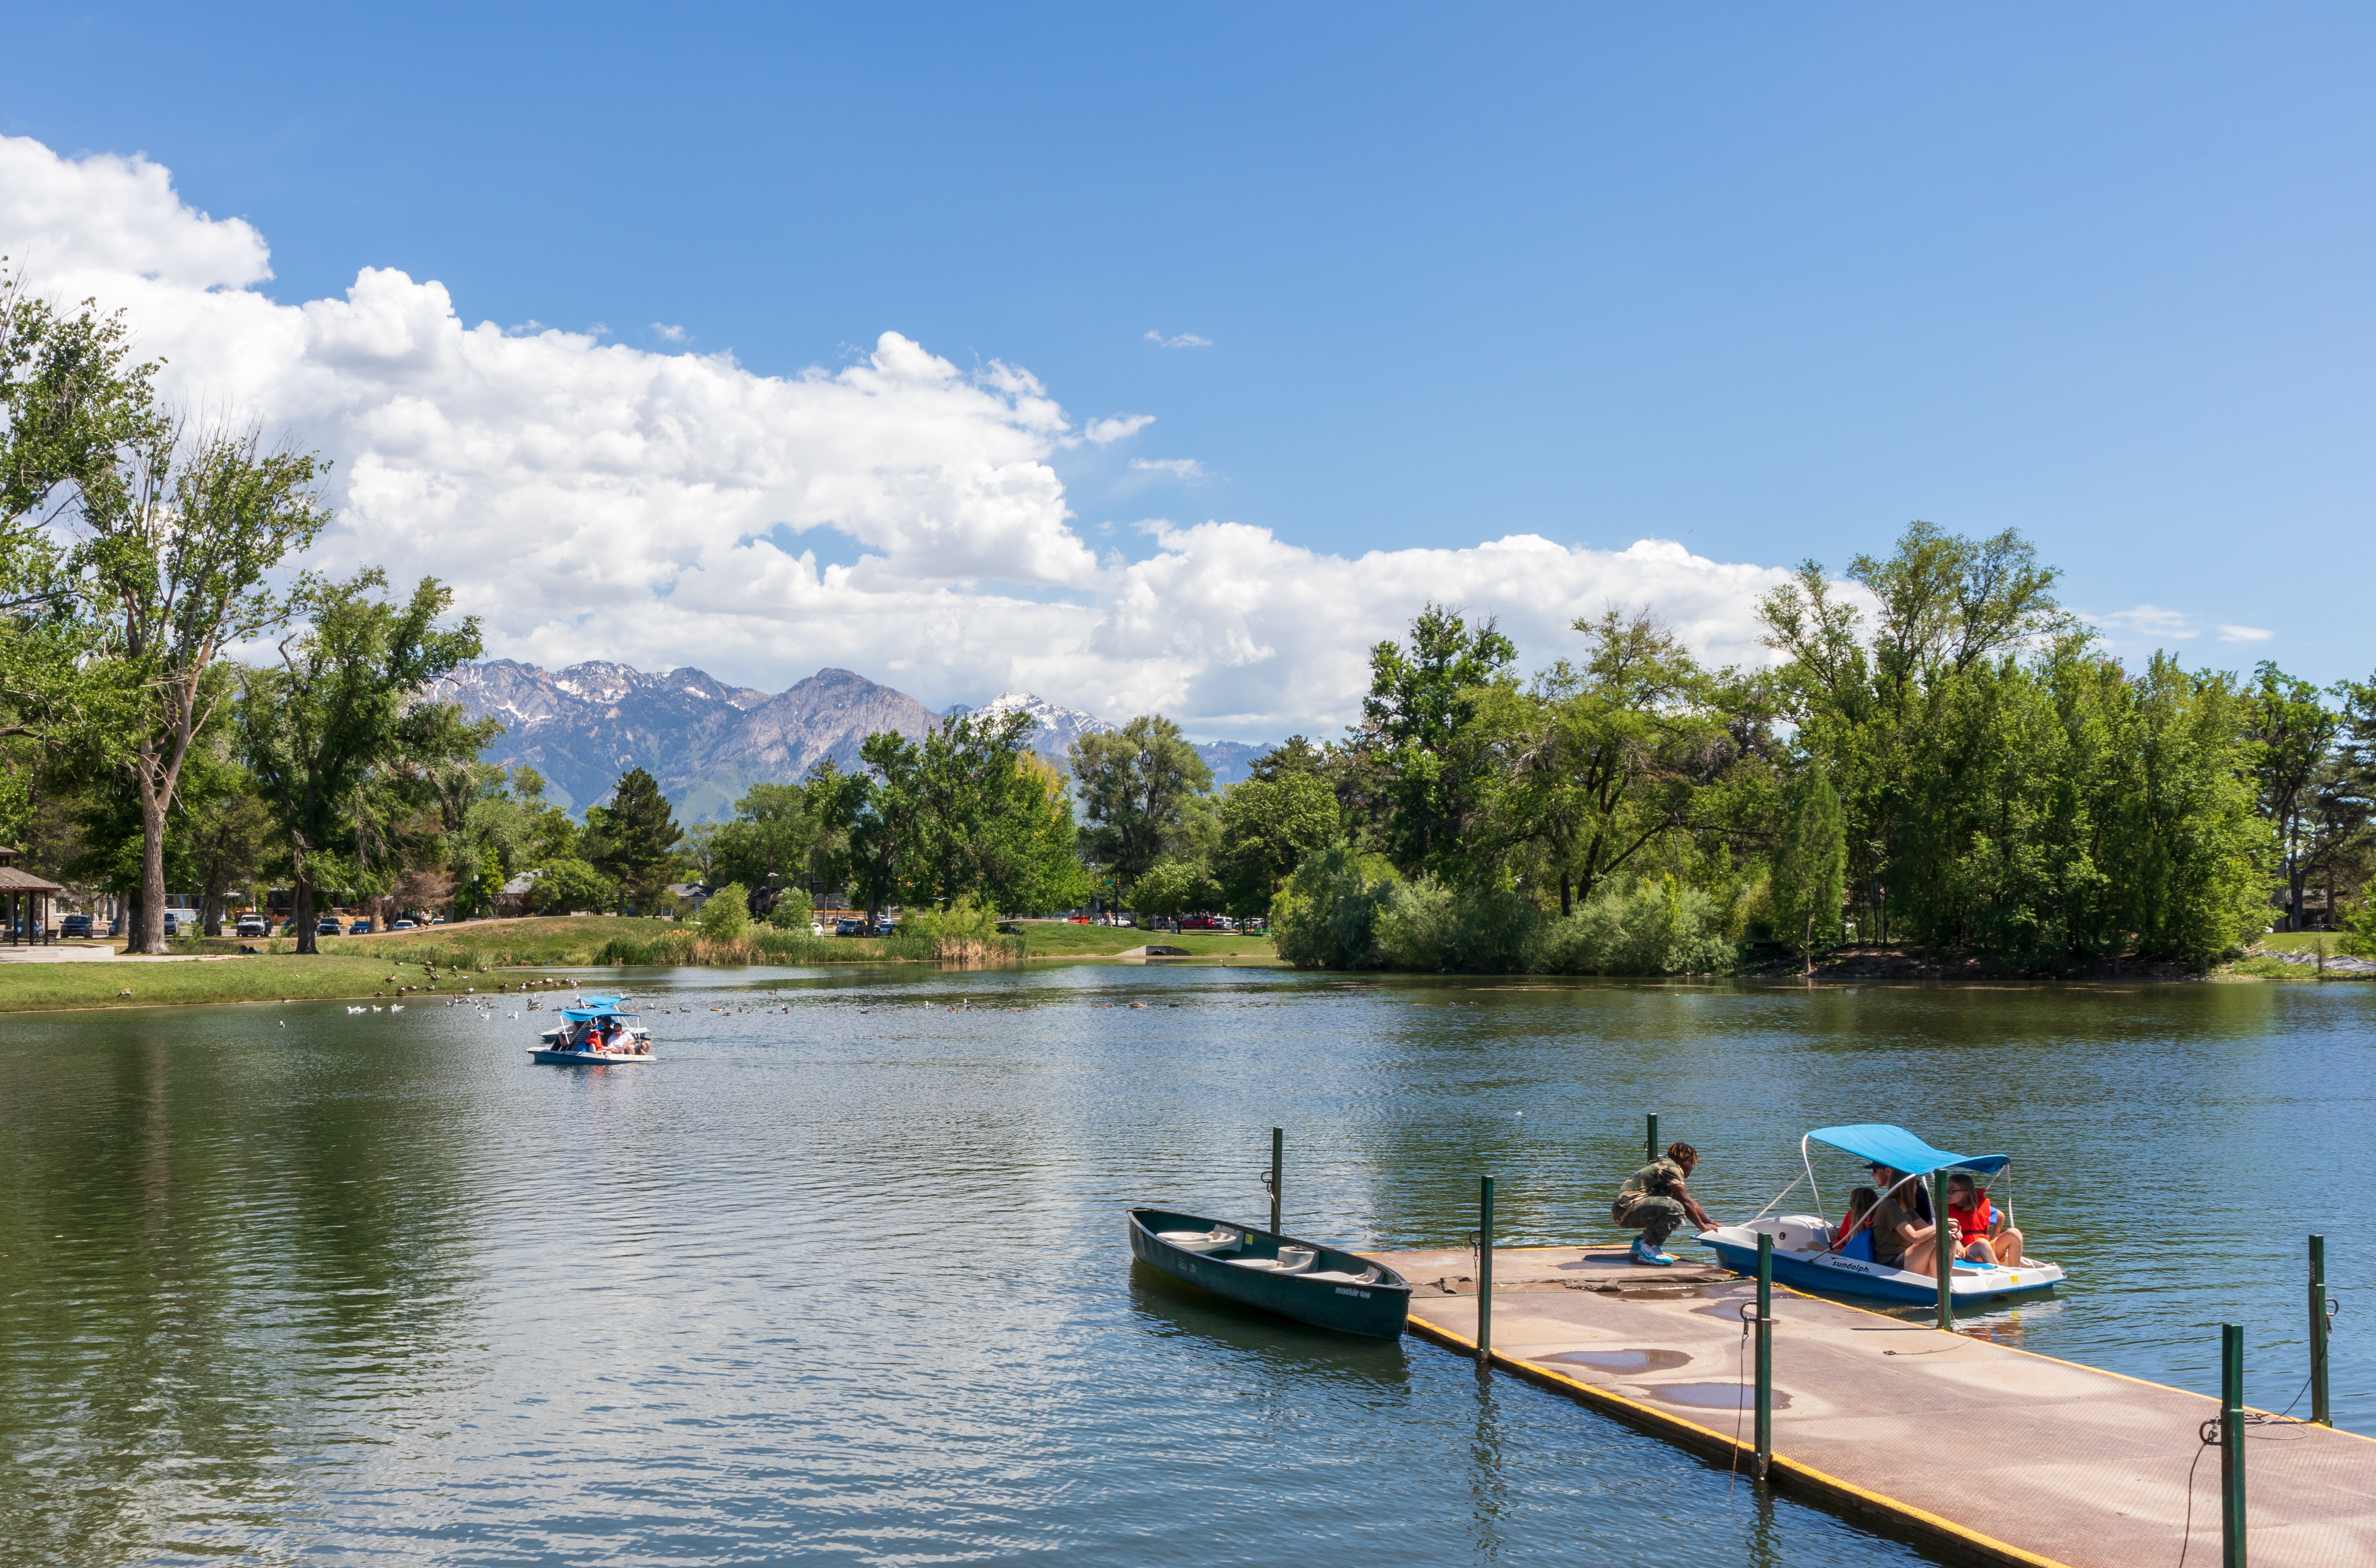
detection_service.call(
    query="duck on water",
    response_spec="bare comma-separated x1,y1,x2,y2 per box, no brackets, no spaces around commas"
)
530,996,655,1065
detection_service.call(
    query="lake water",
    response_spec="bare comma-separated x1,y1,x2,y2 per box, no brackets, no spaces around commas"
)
2,967,2368,1566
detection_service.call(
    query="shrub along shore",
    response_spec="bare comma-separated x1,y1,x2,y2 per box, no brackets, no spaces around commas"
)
0,916,1283,1013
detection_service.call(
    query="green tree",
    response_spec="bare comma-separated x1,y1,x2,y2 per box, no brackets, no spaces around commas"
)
2246,663,2343,931
1767,760,1846,976
1131,857,1222,922
75,427,330,951
1487,609,1771,916
713,781,824,903
584,767,682,915
0,274,159,751
181,750,273,935
852,713,1090,917
1757,522,2068,947
766,885,815,930
236,570,492,954
530,856,614,916
1354,603,1517,880
1215,768,1340,917
697,880,751,940
1270,841,1398,970
1071,714,1213,901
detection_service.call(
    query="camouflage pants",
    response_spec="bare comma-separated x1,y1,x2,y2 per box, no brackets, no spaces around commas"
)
1614,1195,1686,1247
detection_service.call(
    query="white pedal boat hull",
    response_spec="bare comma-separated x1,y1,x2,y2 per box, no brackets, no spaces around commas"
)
1698,1219,2064,1305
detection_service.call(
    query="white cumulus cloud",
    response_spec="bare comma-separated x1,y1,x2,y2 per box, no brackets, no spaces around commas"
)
0,132,1807,738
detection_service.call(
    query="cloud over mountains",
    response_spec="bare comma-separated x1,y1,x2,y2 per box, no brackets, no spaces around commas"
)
0,133,1802,738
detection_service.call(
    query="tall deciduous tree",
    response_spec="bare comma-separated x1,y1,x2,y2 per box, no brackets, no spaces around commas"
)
0,274,159,749
1216,768,1340,918
1768,760,1846,977
77,428,329,952
713,782,823,905
1488,610,1771,916
2247,663,2343,931
237,571,491,953
1071,714,1213,900
1354,604,1516,879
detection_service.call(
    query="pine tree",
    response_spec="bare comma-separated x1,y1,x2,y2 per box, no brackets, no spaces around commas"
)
586,768,682,915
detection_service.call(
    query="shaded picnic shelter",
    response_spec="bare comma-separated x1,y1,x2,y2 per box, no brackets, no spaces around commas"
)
0,845,63,944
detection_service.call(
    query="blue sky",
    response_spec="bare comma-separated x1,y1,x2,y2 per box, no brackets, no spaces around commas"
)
6,4,2372,721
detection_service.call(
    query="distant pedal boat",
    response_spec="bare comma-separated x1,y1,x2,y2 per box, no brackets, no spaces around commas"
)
1127,1207,1411,1337
531,995,655,1065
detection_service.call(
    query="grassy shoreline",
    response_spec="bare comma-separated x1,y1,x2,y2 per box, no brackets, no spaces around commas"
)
0,917,1285,1013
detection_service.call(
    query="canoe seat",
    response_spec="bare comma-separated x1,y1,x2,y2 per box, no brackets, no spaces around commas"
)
1159,1229,1240,1253
1226,1248,1319,1275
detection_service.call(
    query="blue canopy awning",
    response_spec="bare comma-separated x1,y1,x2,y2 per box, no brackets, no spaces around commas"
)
1806,1123,2009,1178
560,1000,637,1023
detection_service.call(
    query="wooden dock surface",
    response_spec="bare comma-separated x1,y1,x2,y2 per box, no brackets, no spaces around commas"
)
1365,1244,2376,1568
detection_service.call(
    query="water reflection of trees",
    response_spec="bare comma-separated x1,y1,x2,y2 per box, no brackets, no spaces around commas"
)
0,1011,480,1562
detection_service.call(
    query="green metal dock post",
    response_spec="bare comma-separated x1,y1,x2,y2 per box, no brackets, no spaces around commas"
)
1934,1170,1954,1332
1478,1175,1495,1363
2310,1235,2331,1428
1268,1127,1283,1235
1646,1113,1658,1163
2222,1322,2247,1568
1755,1231,1773,1480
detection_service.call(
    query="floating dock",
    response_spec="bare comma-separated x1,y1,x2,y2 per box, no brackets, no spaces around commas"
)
1364,1243,2376,1568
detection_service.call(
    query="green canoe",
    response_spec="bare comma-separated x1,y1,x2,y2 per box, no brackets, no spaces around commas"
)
1127,1206,1411,1338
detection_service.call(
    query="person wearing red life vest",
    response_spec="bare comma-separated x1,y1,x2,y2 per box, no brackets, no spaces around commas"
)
1946,1171,2026,1267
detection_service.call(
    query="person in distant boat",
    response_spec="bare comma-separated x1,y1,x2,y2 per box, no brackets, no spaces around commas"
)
1612,1141,1714,1268
1946,1172,2025,1267
1865,1165,1952,1274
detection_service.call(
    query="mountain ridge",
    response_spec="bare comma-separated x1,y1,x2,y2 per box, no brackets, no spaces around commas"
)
448,660,1273,819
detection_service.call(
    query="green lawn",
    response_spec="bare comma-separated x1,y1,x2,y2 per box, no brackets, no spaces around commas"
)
0,954,490,1014
2252,930,2352,952
1009,921,1280,960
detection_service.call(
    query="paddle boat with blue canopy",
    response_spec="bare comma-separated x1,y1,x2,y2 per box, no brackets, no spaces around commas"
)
530,995,654,1065
1693,1123,2065,1306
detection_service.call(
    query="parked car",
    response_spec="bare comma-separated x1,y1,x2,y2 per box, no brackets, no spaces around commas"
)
1180,915,1226,930
835,918,866,936
60,913,92,939
160,912,183,937
391,918,417,931
316,918,342,937
348,918,373,935
236,915,268,938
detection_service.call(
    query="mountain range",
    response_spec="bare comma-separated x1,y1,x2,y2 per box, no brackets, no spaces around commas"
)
444,660,1274,821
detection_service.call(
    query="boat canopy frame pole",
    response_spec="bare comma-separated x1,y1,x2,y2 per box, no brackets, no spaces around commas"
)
1798,1135,1823,1229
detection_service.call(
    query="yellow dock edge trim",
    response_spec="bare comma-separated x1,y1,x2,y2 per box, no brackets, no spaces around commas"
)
1404,1315,2072,1568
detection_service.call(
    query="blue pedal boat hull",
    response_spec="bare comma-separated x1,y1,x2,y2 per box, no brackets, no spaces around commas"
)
1128,1207,1411,1338
1699,1230,2063,1306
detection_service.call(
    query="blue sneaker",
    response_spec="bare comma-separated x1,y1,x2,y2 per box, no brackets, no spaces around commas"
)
1631,1238,1677,1267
